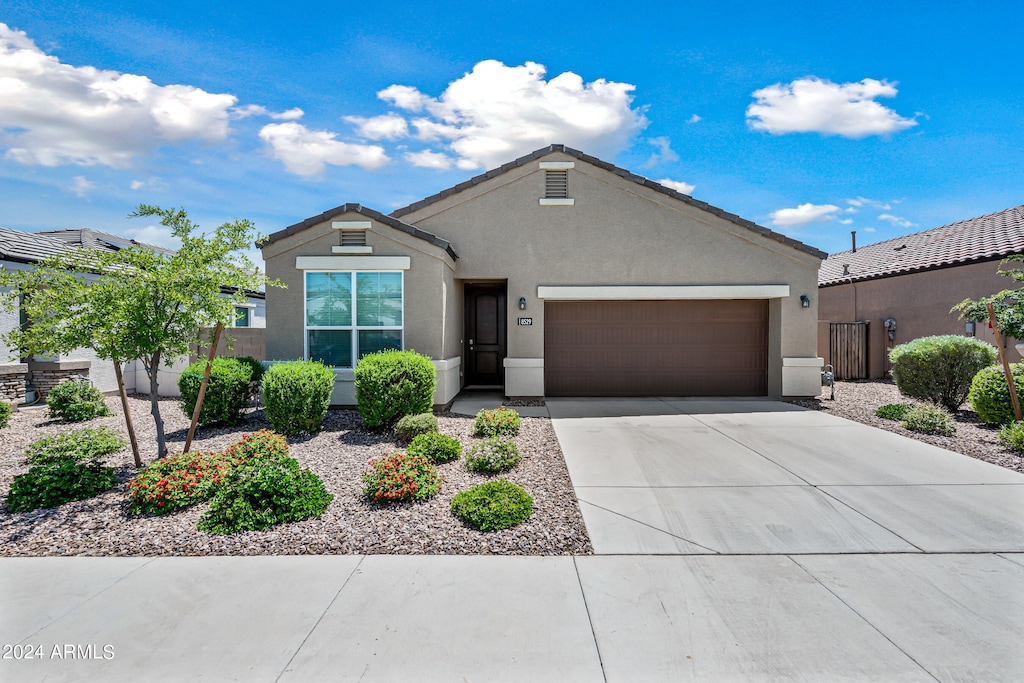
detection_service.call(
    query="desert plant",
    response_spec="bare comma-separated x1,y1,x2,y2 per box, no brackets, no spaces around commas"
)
223,430,289,467
197,456,333,535
998,421,1024,453
888,336,997,410
407,432,462,464
6,460,117,512
874,403,909,421
262,360,335,436
901,404,956,435
46,379,111,422
178,356,262,427
969,363,1024,425
394,412,438,442
354,350,436,429
361,452,443,503
0,401,11,429
465,437,521,473
472,406,522,437
24,426,127,465
451,479,533,531
127,450,233,515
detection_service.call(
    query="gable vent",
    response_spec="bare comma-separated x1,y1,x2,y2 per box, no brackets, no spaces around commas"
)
544,170,569,198
340,230,367,246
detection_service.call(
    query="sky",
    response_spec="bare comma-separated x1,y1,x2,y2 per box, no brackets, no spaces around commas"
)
1,0,1022,261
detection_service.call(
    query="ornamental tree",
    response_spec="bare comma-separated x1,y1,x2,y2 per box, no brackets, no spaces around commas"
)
953,254,1024,341
0,205,282,460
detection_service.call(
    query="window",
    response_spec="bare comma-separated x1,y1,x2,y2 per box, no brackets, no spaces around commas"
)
234,306,251,327
304,271,403,367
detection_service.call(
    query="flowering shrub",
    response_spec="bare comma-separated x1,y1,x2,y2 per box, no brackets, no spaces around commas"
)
874,403,909,421
127,451,233,515
407,432,462,464
197,456,333,535
223,430,289,468
394,412,438,442
25,426,127,465
361,452,443,503
451,479,533,531
464,437,521,473
0,401,11,429
47,380,111,422
6,460,117,512
472,407,521,437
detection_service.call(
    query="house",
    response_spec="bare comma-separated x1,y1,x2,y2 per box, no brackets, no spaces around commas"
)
818,205,1024,379
0,226,266,402
260,145,826,406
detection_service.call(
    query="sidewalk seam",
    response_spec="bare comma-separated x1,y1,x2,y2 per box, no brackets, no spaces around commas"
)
572,556,608,683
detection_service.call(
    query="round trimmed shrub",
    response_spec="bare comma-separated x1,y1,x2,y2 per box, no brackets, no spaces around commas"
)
354,350,436,429
888,336,997,411
451,479,533,531
262,360,335,436
407,432,462,464
901,404,956,435
223,429,289,468
0,401,11,429
25,426,126,465
197,456,333,535
46,380,111,422
6,460,117,512
472,407,521,437
178,356,262,427
465,437,521,473
874,403,909,421
394,412,438,442
362,452,442,503
969,363,1024,425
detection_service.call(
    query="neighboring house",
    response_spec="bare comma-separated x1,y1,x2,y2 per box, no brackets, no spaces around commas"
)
0,226,265,402
260,145,826,406
818,205,1024,379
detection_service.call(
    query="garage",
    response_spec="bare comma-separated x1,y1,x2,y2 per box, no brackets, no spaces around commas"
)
544,300,768,397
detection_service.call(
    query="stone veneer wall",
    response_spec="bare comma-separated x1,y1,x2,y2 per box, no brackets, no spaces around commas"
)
28,360,91,400
0,363,28,404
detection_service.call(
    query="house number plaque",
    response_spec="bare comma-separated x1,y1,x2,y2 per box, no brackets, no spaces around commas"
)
517,318,533,326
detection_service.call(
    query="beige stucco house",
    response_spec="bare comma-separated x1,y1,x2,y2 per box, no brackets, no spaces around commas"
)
260,145,826,406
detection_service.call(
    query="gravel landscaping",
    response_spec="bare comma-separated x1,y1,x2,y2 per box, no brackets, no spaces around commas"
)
786,379,1024,474
0,396,593,557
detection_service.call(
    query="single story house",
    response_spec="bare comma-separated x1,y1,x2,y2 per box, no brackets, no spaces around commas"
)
818,205,1024,379
260,145,826,406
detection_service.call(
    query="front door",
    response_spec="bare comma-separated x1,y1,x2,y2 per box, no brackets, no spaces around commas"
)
464,284,507,386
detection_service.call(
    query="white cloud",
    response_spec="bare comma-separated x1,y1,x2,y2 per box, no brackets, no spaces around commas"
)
838,218,854,225
345,113,409,140
863,227,877,233
687,114,701,124
69,175,94,197
644,136,679,167
878,213,917,228
770,203,841,227
0,23,240,167
746,77,917,138
130,180,145,190
657,178,695,195
129,177,168,192
258,122,388,176
232,104,304,120
405,149,454,169
847,196,891,210
121,224,181,251
368,60,647,169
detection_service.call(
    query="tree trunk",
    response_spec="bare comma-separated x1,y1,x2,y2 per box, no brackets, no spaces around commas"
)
113,362,142,467
147,349,167,458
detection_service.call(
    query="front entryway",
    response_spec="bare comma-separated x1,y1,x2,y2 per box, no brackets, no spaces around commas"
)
464,283,507,386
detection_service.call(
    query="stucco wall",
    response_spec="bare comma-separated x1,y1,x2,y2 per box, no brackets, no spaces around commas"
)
818,259,1020,378
0,287,18,364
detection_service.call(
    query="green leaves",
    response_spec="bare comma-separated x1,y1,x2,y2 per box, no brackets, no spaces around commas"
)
6,460,117,513
451,479,533,532
953,254,1024,340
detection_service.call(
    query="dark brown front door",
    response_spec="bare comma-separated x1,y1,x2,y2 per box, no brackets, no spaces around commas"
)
465,284,507,386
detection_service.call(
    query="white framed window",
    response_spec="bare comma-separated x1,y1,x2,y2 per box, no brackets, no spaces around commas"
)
304,271,404,367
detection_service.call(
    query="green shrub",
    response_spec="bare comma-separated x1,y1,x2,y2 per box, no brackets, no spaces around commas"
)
197,456,333,535
0,401,11,429
354,350,436,429
127,450,233,515
901,404,956,435
178,356,261,427
451,479,533,531
465,437,521,473
888,336,997,410
6,460,117,512
998,421,1024,453
262,360,335,435
874,403,909,421
223,430,289,467
46,380,111,422
969,363,1024,425
472,406,521,437
25,426,126,465
394,412,438,442
362,452,443,503
407,432,462,464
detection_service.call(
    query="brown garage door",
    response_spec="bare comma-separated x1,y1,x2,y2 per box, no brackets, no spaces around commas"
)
544,300,768,397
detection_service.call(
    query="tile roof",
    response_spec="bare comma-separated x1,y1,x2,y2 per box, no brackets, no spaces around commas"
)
259,203,459,260
36,228,176,256
819,205,1024,286
0,226,75,264
390,144,828,260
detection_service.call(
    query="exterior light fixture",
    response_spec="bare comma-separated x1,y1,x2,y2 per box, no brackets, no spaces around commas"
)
519,297,527,310
800,295,810,308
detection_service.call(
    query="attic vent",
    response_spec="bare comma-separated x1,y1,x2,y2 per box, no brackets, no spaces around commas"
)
331,220,372,254
842,264,850,276
894,244,907,251
544,170,569,198
340,230,367,246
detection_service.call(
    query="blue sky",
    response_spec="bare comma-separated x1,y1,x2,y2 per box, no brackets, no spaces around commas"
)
1,0,1021,259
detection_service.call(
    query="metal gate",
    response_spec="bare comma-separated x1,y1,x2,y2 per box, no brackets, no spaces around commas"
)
830,322,868,380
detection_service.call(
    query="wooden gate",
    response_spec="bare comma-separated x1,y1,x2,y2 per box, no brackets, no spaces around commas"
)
830,322,868,380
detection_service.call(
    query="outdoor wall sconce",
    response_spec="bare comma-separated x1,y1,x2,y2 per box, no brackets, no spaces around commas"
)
800,295,810,308
519,297,527,310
